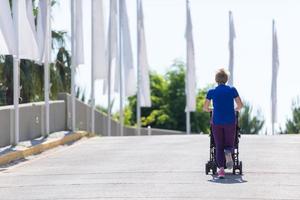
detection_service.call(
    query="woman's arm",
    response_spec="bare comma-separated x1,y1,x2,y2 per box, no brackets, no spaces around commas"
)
203,99,212,112
234,96,243,111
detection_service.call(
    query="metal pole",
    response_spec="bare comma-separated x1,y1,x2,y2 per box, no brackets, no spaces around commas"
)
271,20,275,136
107,1,112,137
107,67,111,136
186,0,190,135
90,0,95,134
186,111,190,134
136,0,141,136
44,0,51,136
13,1,20,145
71,0,76,131
13,57,19,144
118,0,124,136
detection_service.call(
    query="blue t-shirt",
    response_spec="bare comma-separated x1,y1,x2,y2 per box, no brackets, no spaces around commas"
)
206,84,239,125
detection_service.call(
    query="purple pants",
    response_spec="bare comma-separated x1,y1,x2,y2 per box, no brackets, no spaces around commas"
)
212,123,236,168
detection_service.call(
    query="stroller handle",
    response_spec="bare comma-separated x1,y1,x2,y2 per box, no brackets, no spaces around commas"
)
209,110,239,117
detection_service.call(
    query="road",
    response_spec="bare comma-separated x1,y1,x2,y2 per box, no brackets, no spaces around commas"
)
0,135,299,200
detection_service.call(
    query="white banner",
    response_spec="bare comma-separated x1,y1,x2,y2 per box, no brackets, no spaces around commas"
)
36,0,49,63
12,0,39,60
185,0,196,112
115,0,136,97
228,11,236,86
103,0,118,95
0,30,9,55
92,0,107,80
0,0,16,55
138,0,151,107
74,0,84,65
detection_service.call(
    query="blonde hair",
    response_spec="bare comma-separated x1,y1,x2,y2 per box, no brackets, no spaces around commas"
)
215,68,229,84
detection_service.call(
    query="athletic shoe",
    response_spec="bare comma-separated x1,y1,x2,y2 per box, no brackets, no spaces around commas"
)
224,149,233,169
217,168,225,179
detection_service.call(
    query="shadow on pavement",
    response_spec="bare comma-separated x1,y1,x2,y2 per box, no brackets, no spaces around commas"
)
208,173,247,184
0,158,29,172
30,137,47,146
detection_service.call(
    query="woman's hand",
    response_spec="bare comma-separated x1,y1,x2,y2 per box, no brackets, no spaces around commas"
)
234,96,243,111
203,99,212,112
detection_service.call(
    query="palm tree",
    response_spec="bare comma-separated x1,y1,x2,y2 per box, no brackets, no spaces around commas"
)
0,0,71,105
239,102,265,134
285,99,300,134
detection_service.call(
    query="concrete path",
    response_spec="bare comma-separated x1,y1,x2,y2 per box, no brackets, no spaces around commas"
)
0,135,299,200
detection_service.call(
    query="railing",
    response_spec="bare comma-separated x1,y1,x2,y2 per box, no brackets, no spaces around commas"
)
0,93,192,148
0,101,66,148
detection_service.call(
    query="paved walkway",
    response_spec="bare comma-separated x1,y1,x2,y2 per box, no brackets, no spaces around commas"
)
0,135,299,200
0,131,73,156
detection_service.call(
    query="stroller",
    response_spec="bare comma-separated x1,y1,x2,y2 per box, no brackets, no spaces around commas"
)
205,111,243,175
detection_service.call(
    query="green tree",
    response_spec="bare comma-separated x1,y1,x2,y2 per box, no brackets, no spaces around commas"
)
0,1,71,104
239,102,265,134
96,105,108,114
126,72,173,129
20,59,43,103
53,47,71,94
285,100,300,134
165,61,186,131
0,55,13,105
124,61,210,133
0,56,8,105
192,88,210,134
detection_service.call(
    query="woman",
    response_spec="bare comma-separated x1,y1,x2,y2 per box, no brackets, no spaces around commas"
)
203,68,243,178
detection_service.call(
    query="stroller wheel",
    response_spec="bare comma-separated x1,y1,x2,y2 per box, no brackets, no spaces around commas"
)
212,163,217,175
205,163,209,175
239,161,243,175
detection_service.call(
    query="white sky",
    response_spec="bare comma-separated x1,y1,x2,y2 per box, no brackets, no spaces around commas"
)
52,0,300,133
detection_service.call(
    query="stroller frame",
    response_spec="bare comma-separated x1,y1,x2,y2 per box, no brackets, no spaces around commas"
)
205,111,243,175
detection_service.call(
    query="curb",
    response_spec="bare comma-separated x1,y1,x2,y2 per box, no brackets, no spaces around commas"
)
0,131,94,166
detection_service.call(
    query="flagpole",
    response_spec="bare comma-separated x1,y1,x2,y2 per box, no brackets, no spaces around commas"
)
71,0,76,132
107,67,111,137
107,64,112,137
186,111,190,134
118,0,124,136
107,0,112,137
91,0,95,134
44,0,51,136
136,0,141,136
271,19,276,136
13,57,19,144
186,0,190,135
272,20,274,136
13,1,20,145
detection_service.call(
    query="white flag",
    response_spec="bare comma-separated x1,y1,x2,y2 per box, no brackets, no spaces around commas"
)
228,11,236,86
114,0,136,97
74,0,84,65
92,0,107,80
271,20,279,125
185,0,196,112
0,30,9,55
138,0,151,107
26,0,37,37
0,0,16,55
36,0,49,63
108,0,118,63
103,0,118,94
12,0,39,60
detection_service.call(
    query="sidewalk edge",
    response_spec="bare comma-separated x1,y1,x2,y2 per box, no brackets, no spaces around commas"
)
0,131,93,166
